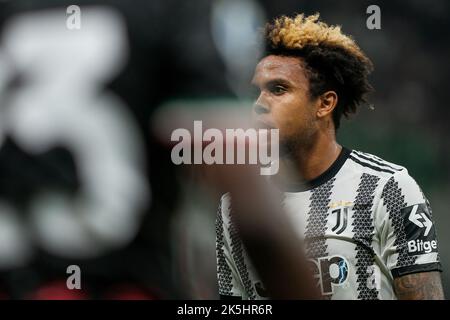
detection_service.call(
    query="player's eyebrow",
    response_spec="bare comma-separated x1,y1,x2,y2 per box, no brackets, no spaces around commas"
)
266,78,292,87
251,78,292,89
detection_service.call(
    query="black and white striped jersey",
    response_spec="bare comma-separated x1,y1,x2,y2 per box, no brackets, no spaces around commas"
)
216,147,442,300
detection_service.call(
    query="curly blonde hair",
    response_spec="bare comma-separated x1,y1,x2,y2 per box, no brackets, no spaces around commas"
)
264,13,374,129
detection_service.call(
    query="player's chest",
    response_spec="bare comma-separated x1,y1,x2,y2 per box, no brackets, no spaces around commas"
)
283,192,378,242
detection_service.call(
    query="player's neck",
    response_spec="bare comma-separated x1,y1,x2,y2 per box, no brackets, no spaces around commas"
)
278,133,342,186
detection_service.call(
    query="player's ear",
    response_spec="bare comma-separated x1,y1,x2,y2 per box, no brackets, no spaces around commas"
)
316,91,338,118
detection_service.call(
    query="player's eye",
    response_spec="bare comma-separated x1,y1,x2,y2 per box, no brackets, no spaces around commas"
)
270,84,287,95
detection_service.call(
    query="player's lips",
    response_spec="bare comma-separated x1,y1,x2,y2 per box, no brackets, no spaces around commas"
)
255,119,277,130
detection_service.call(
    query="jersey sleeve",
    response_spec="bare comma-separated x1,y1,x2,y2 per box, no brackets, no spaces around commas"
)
377,169,442,278
216,193,245,299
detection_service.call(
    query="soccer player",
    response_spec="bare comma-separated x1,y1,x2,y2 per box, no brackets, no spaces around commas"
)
216,14,444,300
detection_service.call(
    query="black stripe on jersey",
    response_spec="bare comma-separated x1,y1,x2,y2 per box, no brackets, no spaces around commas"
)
349,155,395,174
216,201,234,297
381,176,417,269
305,178,336,299
227,204,257,300
352,151,401,172
305,177,336,259
351,173,380,300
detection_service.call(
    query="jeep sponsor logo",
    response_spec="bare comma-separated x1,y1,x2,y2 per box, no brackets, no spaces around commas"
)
309,255,349,296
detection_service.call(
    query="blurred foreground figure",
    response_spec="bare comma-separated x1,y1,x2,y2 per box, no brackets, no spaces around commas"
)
0,0,231,299
216,14,444,300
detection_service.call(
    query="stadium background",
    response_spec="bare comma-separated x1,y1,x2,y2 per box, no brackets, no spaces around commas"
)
0,0,449,299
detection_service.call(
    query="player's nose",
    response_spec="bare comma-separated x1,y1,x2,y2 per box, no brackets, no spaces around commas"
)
253,103,270,115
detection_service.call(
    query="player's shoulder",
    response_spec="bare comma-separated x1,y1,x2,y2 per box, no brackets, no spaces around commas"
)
348,148,405,177
349,150,422,197
347,148,422,194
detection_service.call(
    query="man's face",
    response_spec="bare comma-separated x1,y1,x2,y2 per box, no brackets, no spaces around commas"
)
251,55,319,152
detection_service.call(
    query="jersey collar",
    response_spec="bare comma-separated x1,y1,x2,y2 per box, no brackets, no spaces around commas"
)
280,146,351,192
